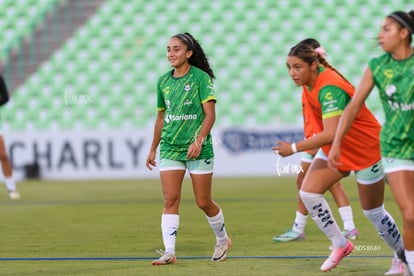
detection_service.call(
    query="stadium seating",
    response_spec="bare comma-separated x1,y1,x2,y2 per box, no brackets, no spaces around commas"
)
0,0,59,62
0,0,410,131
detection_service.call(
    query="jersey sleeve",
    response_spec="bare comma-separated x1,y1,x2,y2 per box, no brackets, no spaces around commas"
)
156,77,166,111
199,74,217,104
318,85,350,119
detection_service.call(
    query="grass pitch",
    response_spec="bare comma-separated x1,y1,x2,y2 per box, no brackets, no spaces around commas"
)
0,176,401,275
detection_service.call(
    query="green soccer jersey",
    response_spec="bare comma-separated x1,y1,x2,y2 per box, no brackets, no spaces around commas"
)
156,66,216,161
369,52,414,159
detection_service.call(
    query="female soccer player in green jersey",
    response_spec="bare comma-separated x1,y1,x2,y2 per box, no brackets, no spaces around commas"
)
146,32,230,265
329,10,414,275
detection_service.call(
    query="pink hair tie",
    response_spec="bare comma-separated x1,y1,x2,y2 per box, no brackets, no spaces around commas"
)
314,46,327,58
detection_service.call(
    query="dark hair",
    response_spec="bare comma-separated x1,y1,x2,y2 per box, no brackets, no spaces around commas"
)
387,10,414,43
172,32,215,80
288,41,352,86
297,38,321,49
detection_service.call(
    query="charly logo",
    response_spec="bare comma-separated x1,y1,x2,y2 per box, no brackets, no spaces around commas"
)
164,86,170,95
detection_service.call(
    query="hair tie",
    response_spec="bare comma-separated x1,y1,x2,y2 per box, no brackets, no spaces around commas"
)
389,12,414,34
314,47,327,58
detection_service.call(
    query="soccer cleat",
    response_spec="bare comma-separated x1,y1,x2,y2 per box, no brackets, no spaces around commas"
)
320,240,354,272
211,237,231,261
273,229,305,242
8,190,21,200
342,229,358,240
384,257,404,275
151,249,176,266
397,249,413,276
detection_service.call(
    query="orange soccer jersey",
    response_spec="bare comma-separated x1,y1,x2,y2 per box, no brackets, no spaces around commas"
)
302,68,381,171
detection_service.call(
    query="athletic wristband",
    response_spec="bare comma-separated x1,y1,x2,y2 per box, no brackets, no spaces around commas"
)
291,143,298,153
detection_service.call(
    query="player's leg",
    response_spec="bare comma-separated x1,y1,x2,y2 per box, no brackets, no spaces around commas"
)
356,160,405,275
328,182,358,239
152,159,186,265
189,158,230,262
0,135,19,200
300,152,353,272
273,157,310,242
384,159,414,275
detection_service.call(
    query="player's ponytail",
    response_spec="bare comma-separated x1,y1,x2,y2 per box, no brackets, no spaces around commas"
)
172,33,215,81
289,41,353,87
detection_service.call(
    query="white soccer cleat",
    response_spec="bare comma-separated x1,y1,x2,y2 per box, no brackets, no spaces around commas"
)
151,249,176,266
384,257,404,275
8,190,21,200
211,237,231,262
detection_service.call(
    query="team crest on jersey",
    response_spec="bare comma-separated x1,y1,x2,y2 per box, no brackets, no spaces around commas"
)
385,84,396,97
184,83,191,92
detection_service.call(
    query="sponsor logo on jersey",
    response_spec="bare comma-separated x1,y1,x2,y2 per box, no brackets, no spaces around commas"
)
165,114,198,123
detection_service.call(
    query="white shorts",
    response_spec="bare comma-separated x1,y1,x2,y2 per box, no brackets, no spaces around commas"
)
315,149,384,185
159,158,214,174
301,152,314,163
382,157,414,174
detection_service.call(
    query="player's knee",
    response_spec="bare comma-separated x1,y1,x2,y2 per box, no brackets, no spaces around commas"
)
401,206,414,227
163,195,180,209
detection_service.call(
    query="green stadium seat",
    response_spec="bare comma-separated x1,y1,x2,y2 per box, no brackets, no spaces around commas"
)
3,0,410,131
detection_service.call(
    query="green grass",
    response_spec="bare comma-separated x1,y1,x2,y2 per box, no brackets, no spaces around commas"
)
0,176,401,275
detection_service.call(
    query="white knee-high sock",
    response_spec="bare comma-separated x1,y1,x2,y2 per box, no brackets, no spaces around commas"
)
292,211,308,234
363,205,403,253
161,214,179,255
5,177,16,191
338,206,356,231
299,190,347,248
405,250,414,274
206,209,228,245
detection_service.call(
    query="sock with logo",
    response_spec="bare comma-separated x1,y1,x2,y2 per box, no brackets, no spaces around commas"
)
206,209,228,245
161,214,179,255
363,205,403,253
300,190,347,248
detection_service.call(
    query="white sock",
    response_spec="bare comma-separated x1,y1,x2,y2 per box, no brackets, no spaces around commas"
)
405,250,414,274
363,205,403,253
5,177,16,191
299,190,346,248
292,211,308,234
206,209,228,244
338,206,355,231
161,214,179,255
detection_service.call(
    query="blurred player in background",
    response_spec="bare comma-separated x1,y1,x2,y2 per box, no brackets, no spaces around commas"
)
273,39,357,243
0,74,20,200
329,10,414,276
146,32,230,265
273,40,404,273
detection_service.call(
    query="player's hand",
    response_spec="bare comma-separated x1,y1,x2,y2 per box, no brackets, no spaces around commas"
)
272,141,294,157
187,141,202,159
146,152,157,170
327,146,342,171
